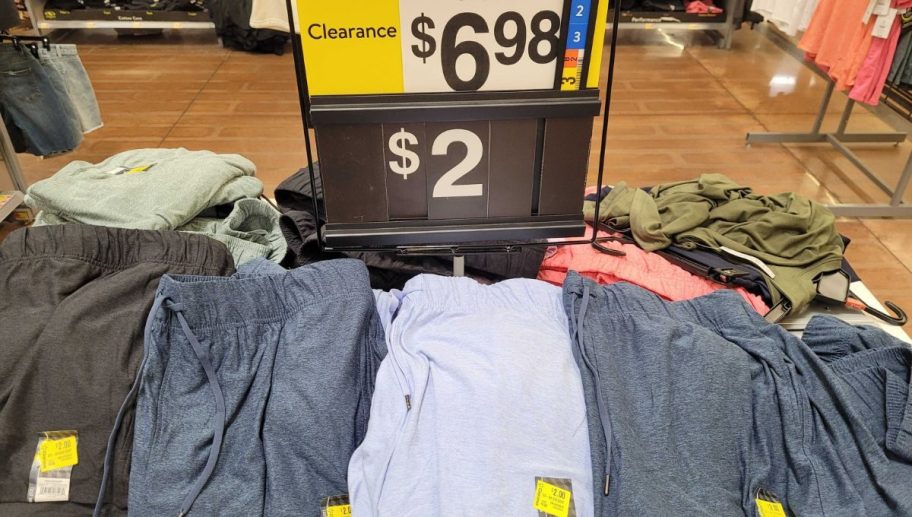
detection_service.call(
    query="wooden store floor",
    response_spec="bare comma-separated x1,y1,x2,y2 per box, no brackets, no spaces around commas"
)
5,26,912,329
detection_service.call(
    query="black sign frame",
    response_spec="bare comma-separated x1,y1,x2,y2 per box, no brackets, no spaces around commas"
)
284,0,623,254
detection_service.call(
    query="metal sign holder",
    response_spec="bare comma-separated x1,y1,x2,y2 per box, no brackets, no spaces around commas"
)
0,111,27,193
285,0,624,256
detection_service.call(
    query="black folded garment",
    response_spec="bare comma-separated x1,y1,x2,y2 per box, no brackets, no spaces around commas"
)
275,166,547,291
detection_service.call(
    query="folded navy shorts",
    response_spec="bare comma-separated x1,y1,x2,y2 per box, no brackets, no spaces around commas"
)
129,259,386,516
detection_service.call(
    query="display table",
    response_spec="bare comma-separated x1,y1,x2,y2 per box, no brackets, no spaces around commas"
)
783,281,911,343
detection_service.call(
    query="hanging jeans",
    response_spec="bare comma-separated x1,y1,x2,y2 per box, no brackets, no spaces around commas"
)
37,44,103,133
0,44,82,156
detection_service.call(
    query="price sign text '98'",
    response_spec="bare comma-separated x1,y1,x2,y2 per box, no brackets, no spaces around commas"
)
297,0,608,95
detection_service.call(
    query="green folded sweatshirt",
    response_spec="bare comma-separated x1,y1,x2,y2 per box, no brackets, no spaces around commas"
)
28,148,286,266
26,148,262,229
584,174,845,314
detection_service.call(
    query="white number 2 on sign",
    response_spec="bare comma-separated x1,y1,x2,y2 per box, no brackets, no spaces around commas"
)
388,128,485,198
400,0,565,92
432,129,483,198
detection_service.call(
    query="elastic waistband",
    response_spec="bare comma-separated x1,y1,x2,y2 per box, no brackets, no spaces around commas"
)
563,271,765,334
38,44,79,58
401,274,566,320
827,346,912,377
157,258,373,329
0,224,234,273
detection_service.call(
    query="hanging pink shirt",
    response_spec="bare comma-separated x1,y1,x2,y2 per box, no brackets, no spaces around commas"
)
849,1,912,105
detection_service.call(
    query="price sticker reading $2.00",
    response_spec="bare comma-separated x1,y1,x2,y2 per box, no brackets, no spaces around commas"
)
297,0,606,95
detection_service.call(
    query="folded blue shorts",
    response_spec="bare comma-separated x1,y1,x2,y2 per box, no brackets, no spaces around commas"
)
127,259,386,516
564,273,912,517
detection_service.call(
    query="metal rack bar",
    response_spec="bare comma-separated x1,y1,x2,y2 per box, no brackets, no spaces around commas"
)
0,118,27,193
746,81,912,218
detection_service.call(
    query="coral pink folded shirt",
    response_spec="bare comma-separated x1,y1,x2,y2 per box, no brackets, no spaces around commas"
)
538,227,770,314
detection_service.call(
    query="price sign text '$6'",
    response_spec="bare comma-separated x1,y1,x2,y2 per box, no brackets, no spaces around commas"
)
411,11,561,91
389,128,484,198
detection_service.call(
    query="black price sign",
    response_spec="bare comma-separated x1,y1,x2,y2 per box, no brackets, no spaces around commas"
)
292,0,610,247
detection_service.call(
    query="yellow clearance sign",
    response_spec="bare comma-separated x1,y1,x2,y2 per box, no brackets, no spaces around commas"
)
296,0,608,96
297,0,405,95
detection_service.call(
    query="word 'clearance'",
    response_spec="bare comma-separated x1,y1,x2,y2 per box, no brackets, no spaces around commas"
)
308,23,398,40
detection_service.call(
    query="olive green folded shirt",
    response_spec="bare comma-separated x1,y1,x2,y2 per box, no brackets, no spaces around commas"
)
584,174,845,314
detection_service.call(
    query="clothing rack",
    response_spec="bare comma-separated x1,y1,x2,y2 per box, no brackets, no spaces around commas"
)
746,80,912,218
1,34,35,195
0,119,26,193
0,120,28,223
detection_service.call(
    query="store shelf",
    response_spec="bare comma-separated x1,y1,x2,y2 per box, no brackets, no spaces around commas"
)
608,0,741,49
36,18,212,30
25,0,214,32
0,192,25,222
614,10,728,28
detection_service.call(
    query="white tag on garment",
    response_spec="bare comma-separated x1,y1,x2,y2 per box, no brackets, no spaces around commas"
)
873,8,898,39
27,432,78,503
719,246,776,279
873,0,892,16
33,477,70,502
864,0,878,23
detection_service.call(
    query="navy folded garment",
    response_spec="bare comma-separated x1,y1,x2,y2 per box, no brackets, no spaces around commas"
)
564,274,912,516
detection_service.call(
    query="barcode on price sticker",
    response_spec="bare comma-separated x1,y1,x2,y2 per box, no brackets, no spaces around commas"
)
36,478,70,501
26,431,77,503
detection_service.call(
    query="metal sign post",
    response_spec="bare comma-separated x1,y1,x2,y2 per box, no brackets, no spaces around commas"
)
287,0,621,252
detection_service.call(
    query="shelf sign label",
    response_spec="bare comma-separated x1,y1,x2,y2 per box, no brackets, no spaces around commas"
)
295,0,609,95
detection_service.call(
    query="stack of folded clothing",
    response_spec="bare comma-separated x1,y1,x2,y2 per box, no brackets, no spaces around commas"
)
25,148,286,266
580,174,846,319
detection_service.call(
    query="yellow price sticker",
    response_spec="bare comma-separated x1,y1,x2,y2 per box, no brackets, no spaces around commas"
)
534,480,571,517
756,498,787,517
561,69,579,92
326,504,351,517
126,164,154,174
39,436,78,472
